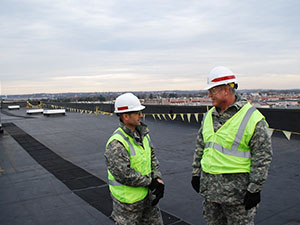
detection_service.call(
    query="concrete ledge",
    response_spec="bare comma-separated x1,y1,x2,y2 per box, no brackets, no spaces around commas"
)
26,109,44,114
43,109,66,116
8,105,20,110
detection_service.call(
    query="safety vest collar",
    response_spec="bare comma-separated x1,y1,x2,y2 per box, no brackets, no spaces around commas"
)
119,122,150,141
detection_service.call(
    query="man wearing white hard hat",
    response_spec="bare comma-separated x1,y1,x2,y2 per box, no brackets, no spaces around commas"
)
105,93,164,225
191,67,272,224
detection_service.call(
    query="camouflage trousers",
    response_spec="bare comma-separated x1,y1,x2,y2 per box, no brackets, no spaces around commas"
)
202,200,258,225
111,194,163,225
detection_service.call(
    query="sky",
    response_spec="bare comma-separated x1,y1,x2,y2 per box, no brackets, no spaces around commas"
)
1,0,300,95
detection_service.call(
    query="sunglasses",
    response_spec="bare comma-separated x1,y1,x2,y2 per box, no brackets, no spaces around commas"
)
208,85,226,95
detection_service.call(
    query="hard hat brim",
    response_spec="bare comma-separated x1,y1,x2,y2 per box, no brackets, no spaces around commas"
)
204,83,216,90
204,79,237,90
114,105,145,114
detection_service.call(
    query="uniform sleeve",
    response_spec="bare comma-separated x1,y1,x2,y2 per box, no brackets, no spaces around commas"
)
248,119,273,193
148,137,162,179
192,126,205,176
104,140,152,187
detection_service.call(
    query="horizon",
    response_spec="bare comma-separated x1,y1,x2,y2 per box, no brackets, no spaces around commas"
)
1,88,300,97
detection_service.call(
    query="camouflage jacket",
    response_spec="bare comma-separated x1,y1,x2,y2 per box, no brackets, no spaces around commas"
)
104,122,162,187
192,95,273,204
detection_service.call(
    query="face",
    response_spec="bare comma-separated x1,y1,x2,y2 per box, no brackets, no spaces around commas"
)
208,85,227,107
122,111,143,131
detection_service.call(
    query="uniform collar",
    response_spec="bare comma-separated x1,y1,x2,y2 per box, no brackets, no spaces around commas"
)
119,121,149,139
212,94,248,116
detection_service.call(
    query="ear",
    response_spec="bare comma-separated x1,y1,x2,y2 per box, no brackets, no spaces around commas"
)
121,113,129,122
225,85,231,93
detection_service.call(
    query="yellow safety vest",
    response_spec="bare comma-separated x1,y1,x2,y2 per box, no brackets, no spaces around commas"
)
201,102,265,174
106,128,152,203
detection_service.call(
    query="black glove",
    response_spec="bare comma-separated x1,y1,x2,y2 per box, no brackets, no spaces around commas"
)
151,182,164,206
148,178,160,191
244,191,261,210
191,176,200,193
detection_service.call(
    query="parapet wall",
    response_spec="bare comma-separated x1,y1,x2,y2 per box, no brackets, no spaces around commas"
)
44,102,300,133
2,101,299,133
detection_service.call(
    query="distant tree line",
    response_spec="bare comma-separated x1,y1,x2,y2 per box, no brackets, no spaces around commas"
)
52,95,106,103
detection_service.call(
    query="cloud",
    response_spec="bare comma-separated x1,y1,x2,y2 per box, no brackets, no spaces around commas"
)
1,0,300,94
239,74,300,89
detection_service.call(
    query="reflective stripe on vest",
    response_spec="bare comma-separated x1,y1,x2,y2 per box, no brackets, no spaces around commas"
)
231,106,256,153
113,130,136,156
204,106,256,159
145,135,152,147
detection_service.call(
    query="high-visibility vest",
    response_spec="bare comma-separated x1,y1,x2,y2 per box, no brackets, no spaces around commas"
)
201,102,265,174
106,128,152,203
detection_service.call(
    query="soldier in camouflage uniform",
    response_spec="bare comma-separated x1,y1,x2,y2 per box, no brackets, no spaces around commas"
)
105,93,164,225
191,66,272,225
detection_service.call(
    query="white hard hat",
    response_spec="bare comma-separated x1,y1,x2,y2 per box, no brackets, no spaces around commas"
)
205,66,237,90
114,93,145,114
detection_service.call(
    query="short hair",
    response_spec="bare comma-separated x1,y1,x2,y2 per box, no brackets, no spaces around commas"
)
117,113,124,122
227,83,236,94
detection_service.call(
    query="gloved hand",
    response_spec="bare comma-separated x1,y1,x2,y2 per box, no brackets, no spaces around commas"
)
191,176,200,193
244,191,261,210
149,178,160,191
151,182,164,206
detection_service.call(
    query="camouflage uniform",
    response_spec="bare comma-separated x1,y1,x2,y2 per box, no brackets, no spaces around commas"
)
105,122,163,225
192,95,273,225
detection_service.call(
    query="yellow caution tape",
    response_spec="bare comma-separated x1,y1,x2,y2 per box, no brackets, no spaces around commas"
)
49,105,300,138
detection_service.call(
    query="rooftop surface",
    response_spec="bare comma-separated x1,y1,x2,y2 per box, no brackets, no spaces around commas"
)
0,108,300,225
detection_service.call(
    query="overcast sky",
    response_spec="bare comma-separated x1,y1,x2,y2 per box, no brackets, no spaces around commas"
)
1,0,300,95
